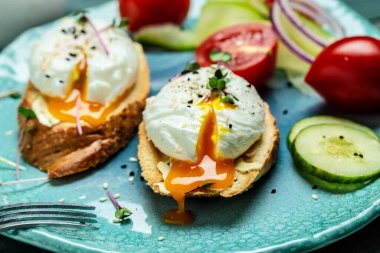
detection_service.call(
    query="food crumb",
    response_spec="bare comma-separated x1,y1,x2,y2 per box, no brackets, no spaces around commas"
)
128,176,135,184
121,164,127,169
5,130,13,136
114,193,121,199
312,194,319,200
129,157,138,162
271,189,276,194
79,194,86,200
312,185,317,190
102,182,109,190
58,198,64,203
157,236,165,241
282,109,288,115
99,197,108,202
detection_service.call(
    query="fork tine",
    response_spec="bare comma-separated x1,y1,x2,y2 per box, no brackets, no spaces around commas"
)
0,214,98,224
0,220,98,232
0,203,95,212
0,209,97,218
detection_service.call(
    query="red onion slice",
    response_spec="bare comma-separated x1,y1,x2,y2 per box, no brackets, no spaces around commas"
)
270,1,314,63
278,0,345,47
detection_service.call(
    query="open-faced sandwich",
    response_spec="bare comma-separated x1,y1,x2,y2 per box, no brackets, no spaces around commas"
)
18,13,149,178
138,64,279,224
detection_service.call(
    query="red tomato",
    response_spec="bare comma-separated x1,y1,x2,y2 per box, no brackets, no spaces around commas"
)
195,23,278,87
119,0,190,32
305,36,380,112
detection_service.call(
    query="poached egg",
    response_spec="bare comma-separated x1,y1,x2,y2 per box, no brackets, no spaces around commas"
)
143,66,266,224
29,17,139,126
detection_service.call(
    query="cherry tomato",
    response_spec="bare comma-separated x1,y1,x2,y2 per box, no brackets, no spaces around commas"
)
305,36,380,112
195,23,278,87
119,0,190,32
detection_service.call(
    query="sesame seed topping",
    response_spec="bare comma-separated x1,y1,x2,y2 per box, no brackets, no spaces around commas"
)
102,182,109,189
312,194,319,200
157,236,165,241
113,193,121,199
58,198,64,203
99,197,108,202
129,157,138,162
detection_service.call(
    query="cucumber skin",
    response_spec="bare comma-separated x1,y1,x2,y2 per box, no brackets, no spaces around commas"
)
296,166,372,193
287,115,378,149
292,125,380,184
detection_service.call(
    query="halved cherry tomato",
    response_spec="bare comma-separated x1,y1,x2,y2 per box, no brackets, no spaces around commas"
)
305,36,380,112
195,23,278,87
119,0,190,32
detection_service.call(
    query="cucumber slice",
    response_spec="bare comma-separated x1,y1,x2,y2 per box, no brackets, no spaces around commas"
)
195,2,266,43
296,167,372,193
293,124,380,183
288,115,378,148
135,24,197,51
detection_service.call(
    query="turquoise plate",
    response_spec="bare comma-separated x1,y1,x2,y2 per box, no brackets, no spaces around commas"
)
0,1,379,252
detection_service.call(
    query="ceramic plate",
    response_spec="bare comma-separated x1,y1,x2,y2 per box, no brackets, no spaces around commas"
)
0,1,379,252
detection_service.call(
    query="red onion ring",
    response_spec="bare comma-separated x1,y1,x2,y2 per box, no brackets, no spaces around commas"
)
270,1,314,63
278,0,345,47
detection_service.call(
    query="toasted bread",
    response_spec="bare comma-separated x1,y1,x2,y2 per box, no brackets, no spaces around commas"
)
138,103,280,198
19,45,150,178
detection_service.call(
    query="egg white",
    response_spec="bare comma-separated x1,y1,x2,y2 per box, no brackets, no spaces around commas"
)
143,66,266,161
29,17,139,105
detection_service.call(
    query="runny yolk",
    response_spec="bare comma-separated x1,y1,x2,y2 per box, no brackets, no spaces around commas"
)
163,98,235,225
45,54,131,127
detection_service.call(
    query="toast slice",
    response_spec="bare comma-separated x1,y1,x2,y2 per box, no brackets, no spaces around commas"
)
138,103,280,198
18,45,150,178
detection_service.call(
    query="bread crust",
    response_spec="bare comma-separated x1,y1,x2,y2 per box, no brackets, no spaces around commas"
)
19,45,150,178
138,103,280,198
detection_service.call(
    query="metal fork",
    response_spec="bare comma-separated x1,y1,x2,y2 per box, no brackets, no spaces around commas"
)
0,202,98,232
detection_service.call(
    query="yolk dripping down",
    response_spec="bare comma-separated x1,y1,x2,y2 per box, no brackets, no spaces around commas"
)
164,98,235,225
45,53,132,127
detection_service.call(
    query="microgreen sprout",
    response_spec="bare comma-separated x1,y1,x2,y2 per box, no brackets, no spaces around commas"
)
210,49,232,63
106,190,132,222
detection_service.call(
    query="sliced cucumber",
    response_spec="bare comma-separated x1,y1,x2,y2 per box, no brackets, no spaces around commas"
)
297,167,372,193
288,115,378,148
195,1,266,43
135,24,197,51
293,124,380,183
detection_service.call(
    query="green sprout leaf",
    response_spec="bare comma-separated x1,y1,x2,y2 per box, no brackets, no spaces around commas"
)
115,208,132,220
112,18,129,28
202,182,214,188
181,61,200,75
18,107,37,119
216,79,226,91
72,10,87,24
221,95,235,104
210,49,232,63
9,92,21,99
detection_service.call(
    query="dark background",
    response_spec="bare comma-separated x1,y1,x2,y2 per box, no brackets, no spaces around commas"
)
0,0,379,252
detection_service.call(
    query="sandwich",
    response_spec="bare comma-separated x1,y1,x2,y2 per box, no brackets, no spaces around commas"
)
18,15,149,178
138,65,279,224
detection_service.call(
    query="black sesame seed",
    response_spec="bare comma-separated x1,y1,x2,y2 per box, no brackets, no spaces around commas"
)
339,135,344,139
354,153,358,156
246,85,251,88
61,29,67,34
129,171,135,176
187,78,190,81
69,52,77,57
187,100,193,104
45,74,50,78
187,105,191,108
312,185,317,189
121,164,127,169
65,57,70,61
283,109,288,115
359,154,363,158
91,46,96,50
72,27,76,34
229,124,232,129
59,80,64,84
74,35,79,39
271,189,276,194
81,29,86,34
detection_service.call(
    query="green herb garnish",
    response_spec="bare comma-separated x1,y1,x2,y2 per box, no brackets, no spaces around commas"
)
18,107,36,119
210,49,232,63
181,61,200,75
207,69,229,92
72,10,88,24
9,92,21,99
202,182,214,188
221,95,235,104
112,18,129,29
115,208,133,220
